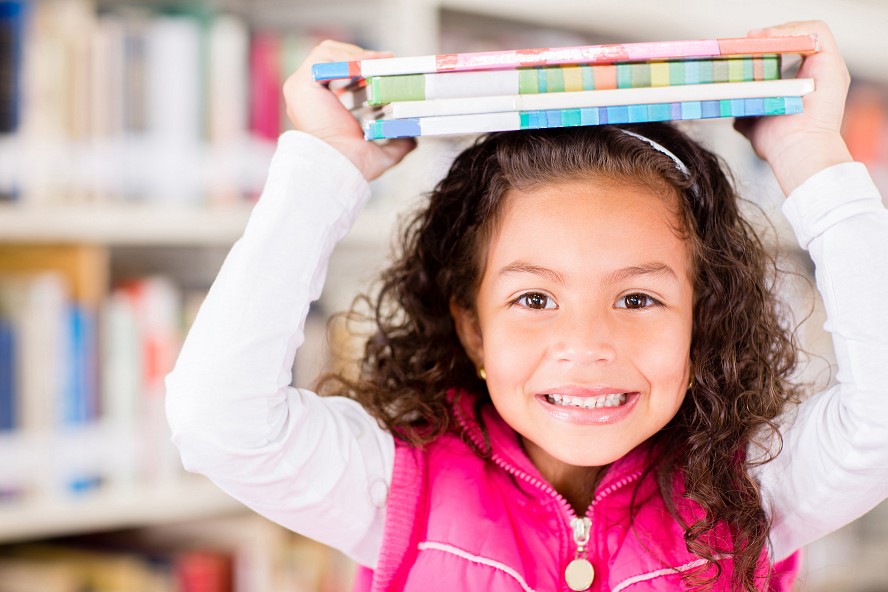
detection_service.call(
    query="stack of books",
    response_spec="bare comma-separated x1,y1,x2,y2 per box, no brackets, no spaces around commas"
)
312,35,819,140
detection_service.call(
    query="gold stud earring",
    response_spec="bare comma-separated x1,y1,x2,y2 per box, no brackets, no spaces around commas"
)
478,367,487,380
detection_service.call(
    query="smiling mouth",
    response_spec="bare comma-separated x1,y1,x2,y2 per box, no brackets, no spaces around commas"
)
544,393,629,409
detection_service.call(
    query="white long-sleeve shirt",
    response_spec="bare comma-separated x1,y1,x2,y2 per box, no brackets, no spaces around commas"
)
165,131,888,568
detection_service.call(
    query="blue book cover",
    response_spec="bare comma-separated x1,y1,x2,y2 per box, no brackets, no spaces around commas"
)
64,304,99,425
0,317,15,431
363,96,804,140
0,0,26,133
63,303,102,495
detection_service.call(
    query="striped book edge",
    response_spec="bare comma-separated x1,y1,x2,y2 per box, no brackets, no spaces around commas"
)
363,96,804,140
362,56,782,105
378,79,812,119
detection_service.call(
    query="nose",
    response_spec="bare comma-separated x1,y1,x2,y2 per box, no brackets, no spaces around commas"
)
550,306,617,365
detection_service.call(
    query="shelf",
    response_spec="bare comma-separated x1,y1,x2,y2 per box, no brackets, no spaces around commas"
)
0,202,252,246
0,202,401,248
0,477,247,544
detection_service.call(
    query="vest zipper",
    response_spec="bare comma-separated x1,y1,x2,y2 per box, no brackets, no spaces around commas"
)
565,516,594,590
484,448,643,591
451,397,643,590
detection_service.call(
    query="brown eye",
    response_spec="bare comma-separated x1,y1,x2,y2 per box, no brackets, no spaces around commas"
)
618,293,658,309
517,292,556,310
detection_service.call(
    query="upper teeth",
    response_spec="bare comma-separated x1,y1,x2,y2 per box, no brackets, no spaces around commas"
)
546,393,628,408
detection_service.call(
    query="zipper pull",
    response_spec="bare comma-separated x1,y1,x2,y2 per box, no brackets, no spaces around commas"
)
565,516,594,591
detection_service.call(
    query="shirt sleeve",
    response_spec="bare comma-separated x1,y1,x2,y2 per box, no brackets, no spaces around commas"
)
164,131,395,568
753,162,888,561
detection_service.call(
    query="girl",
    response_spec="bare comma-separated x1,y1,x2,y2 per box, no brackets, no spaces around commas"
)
166,21,888,591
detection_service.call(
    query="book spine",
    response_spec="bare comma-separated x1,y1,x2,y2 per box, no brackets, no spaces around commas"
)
364,96,804,140
366,56,781,105
0,0,26,133
0,317,14,431
249,31,282,142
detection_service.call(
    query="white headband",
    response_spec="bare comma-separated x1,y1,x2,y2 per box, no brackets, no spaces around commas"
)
619,129,690,177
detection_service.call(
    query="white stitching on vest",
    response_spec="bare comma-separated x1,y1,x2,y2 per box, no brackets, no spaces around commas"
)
417,541,538,592
611,558,709,592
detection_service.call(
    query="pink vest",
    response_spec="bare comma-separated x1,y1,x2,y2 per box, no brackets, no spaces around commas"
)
354,392,799,591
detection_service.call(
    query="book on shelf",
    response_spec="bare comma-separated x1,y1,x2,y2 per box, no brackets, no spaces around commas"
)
0,0,26,134
0,244,193,500
0,245,107,498
0,1,364,204
318,35,817,140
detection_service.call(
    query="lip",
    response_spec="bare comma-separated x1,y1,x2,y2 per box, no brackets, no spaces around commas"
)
535,391,641,425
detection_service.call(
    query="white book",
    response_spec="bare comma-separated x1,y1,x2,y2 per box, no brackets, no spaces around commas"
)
0,273,69,432
207,13,249,145
100,289,141,486
381,79,814,120
363,95,806,140
0,273,69,496
144,14,203,202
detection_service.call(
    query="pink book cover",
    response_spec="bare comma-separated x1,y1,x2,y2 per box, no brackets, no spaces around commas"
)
250,31,282,141
312,35,819,81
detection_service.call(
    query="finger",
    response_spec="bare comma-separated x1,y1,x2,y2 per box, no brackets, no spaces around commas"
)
746,21,849,90
378,138,417,166
748,21,837,53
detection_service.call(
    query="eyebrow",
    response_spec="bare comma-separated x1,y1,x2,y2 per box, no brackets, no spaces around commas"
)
496,262,566,285
604,262,678,285
496,261,677,285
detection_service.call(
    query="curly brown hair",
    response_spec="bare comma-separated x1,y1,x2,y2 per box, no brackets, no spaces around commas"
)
317,123,801,591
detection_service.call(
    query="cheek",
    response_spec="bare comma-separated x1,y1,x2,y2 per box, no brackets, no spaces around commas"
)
482,321,541,377
628,321,692,396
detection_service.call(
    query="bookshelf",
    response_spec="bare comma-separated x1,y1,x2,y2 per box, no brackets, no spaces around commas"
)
0,476,243,544
0,201,403,247
1,0,886,590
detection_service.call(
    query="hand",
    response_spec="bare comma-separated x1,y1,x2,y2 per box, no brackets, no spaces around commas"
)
733,21,853,195
283,40,416,181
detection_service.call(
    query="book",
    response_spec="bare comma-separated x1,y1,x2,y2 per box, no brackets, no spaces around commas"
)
0,245,107,495
249,31,282,142
312,35,819,81
0,273,68,434
352,55,782,106
111,276,183,484
376,78,813,120
0,0,26,133
0,315,13,432
363,96,804,140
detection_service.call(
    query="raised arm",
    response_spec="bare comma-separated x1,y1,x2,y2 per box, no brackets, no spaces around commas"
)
165,42,413,566
739,21,888,559
734,20,853,194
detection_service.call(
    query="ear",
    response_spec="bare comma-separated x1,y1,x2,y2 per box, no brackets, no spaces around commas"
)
450,299,484,369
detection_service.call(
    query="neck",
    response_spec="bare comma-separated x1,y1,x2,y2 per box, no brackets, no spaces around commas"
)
521,437,606,514
556,467,605,514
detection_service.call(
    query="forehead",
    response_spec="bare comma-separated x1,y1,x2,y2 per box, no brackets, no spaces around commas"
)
487,177,691,279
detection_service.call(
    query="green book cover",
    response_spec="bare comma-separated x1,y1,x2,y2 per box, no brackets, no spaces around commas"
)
364,55,782,106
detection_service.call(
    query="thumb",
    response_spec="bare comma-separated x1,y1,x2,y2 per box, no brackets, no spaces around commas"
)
378,138,418,167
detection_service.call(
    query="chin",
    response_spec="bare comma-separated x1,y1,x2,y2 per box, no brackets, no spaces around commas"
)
551,445,636,469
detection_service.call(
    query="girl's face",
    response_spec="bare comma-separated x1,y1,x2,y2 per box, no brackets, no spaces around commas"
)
453,177,694,484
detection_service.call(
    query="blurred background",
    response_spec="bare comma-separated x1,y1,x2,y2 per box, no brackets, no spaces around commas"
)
0,0,886,590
